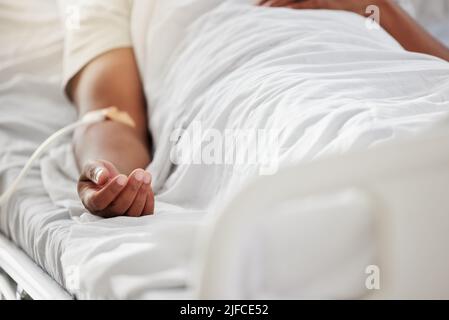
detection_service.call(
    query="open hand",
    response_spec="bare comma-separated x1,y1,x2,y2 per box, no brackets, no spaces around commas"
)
77,160,154,218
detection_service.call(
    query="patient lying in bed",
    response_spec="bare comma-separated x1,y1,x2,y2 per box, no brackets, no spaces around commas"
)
63,0,449,218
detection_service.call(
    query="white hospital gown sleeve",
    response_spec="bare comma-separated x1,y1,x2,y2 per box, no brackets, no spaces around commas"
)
60,0,133,89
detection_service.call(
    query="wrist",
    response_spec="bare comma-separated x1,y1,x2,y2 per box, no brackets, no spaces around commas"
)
73,121,151,175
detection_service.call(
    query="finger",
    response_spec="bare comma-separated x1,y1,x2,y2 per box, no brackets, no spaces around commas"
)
142,189,155,216
81,160,111,186
83,175,128,212
126,173,151,217
142,171,154,216
107,169,146,215
99,160,121,178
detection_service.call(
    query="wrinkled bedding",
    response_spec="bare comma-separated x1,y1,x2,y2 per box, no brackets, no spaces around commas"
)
1,0,449,299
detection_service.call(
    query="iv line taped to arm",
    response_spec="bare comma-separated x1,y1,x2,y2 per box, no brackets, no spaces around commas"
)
0,107,135,206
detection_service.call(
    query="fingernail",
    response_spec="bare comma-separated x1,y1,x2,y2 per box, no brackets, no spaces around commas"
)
117,175,127,186
143,172,151,184
135,170,144,182
93,168,104,184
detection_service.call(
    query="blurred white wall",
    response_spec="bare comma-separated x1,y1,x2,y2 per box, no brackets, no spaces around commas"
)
0,0,63,76
408,0,449,45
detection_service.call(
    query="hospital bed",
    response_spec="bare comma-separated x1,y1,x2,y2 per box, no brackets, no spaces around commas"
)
2,125,449,300
1,0,449,300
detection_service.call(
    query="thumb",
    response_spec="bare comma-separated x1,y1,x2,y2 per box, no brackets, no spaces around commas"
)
81,161,111,186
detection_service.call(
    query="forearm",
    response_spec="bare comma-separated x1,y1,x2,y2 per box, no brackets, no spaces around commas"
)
380,0,449,61
69,48,151,174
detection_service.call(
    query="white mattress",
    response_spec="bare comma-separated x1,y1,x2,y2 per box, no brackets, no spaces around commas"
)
1,0,449,299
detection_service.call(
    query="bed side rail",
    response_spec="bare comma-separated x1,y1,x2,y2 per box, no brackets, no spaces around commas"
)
0,233,72,300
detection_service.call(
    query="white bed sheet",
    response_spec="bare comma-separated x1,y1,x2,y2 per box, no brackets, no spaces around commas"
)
1,0,449,300
0,0,76,285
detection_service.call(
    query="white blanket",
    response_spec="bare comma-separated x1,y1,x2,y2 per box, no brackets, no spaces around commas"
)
136,1,449,210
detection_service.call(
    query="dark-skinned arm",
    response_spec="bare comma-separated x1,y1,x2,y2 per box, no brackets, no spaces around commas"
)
69,48,154,218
